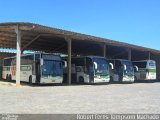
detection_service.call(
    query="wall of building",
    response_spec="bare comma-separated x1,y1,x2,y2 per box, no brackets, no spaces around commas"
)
151,54,160,80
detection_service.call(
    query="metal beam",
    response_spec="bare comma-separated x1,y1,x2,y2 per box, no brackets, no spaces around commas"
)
128,48,132,61
22,33,67,51
22,34,41,50
66,38,72,85
148,51,151,60
15,25,21,87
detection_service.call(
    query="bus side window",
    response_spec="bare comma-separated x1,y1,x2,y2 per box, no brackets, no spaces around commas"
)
148,61,155,67
133,62,146,69
4,59,12,66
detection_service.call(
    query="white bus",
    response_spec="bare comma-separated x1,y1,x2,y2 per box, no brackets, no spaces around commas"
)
2,53,63,84
0,60,2,79
64,56,110,84
108,59,134,83
132,60,156,81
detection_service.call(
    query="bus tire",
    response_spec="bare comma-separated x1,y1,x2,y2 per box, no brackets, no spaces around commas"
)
134,76,137,81
6,74,9,81
79,77,84,84
29,76,32,85
9,74,12,81
110,76,113,83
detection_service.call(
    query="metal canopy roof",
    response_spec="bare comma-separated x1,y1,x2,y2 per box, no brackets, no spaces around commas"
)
0,22,160,55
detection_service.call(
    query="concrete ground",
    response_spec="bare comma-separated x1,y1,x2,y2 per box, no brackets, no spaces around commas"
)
0,81,160,114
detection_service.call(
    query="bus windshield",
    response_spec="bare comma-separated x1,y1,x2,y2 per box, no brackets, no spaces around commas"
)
121,60,134,75
42,60,63,76
148,61,156,68
92,58,109,75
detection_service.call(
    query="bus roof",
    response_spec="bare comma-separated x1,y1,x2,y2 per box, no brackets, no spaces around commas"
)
3,53,61,60
108,59,131,61
132,60,155,62
71,56,106,59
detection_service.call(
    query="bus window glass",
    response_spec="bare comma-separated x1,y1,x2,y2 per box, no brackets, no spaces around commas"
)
42,60,63,76
4,59,12,66
92,58,109,75
35,54,40,61
133,62,147,68
121,60,134,75
72,58,84,66
21,55,34,65
149,61,155,67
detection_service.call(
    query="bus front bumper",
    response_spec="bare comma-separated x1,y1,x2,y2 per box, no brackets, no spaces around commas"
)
40,76,63,84
122,76,134,82
92,76,110,83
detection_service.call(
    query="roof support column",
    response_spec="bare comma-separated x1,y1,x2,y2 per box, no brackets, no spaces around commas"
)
148,51,151,60
128,48,132,61
15,25,21,87
66,38,72,85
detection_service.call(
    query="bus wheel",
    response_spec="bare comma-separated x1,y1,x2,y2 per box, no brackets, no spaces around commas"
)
9,75,12,81
110,76,113,83
6,74,9,81
134,76,137,81
79,77,84,84
29,76,32,85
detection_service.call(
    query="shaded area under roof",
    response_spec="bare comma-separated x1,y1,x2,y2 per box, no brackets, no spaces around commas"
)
0,22,160,81
0,22,159,56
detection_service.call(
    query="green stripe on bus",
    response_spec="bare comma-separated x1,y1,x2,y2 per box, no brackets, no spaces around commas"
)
138,68,156,73
95,75,110,79
42,74,63,77
147,69,156,72
3,65,32,71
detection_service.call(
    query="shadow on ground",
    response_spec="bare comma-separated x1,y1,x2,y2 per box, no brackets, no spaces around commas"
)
0,79,160,87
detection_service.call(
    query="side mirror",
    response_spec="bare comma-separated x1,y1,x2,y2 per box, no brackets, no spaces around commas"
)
93,62,98,69
62,60,67,68
123,65,127,70
40,59,44,66
109,63,114,69
134,65,138,72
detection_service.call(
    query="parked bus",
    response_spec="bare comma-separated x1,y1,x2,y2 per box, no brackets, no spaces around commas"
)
63,56,110,84
132,60,156,80
108,59,134,83
2,53,63,84
0,60,2,79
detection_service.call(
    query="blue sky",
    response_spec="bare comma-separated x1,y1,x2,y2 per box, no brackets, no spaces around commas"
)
0,0,159,50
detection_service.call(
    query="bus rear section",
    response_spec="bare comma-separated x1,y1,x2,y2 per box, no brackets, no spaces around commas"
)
0,60,2,80
109,59,134,83
2,53,63,84
63,56,110,84
40,54,63,84
132,60,156,81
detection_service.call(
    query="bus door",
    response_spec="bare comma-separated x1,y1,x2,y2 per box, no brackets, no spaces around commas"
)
86,58,94,83
139,62,147,79
115,61,123,82
36,61,40,83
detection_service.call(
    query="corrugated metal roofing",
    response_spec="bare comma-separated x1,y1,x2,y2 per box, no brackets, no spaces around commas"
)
0,22,159,55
